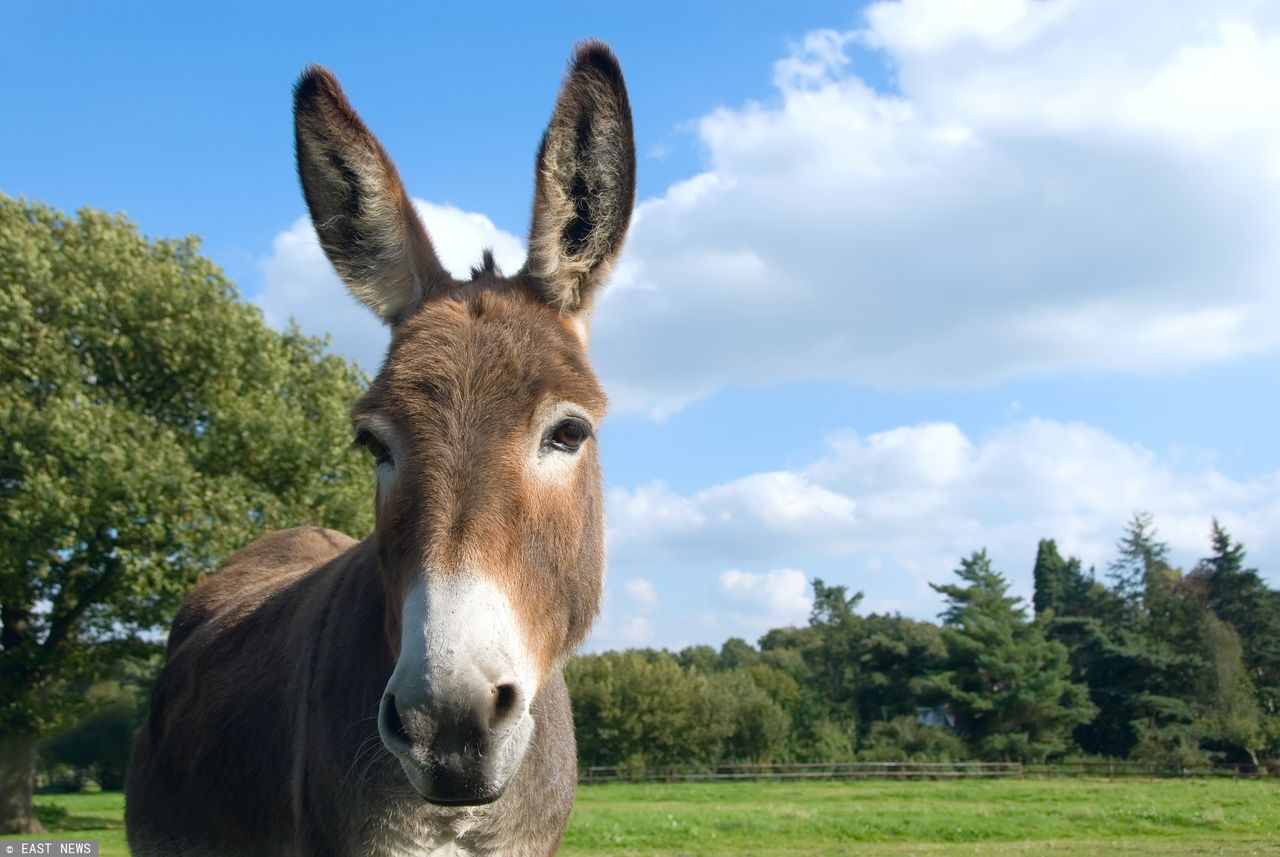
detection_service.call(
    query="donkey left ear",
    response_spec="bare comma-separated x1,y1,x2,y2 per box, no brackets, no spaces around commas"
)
526,41,637,315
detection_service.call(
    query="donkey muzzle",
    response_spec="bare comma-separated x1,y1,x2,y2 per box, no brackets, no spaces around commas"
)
378,576,538,804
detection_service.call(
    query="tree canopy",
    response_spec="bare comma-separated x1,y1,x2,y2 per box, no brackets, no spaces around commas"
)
0,196,373,830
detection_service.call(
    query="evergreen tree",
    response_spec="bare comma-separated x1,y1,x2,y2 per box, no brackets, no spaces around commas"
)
1032,539,1067,618
1107,512,1173,613
801,578,864,727
1032,539,1097,619
1030,517,1199,759
930,551,1095,762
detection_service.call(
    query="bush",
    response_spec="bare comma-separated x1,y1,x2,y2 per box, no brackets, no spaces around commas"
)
857,716,971,762
1130,720,1213,771
802,719,857,763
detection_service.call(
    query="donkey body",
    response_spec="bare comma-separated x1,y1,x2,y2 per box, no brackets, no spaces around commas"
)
125,42,635,857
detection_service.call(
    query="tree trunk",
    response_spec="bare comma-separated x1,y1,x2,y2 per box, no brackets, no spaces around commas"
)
0,730,44,833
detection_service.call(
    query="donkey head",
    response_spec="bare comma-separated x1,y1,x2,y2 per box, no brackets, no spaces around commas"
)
293,42,634,805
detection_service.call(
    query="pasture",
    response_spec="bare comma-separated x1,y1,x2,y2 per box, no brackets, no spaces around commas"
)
6,778,1277,856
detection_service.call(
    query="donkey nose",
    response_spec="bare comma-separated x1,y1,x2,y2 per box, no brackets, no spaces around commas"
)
378,676,529,805
378,677,527,758
489,680,524,730
378,692,413,756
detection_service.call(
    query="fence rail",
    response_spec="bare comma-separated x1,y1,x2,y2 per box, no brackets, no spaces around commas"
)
578,760,1267,784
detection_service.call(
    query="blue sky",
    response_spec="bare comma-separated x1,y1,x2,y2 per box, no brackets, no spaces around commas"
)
8,1,1280,650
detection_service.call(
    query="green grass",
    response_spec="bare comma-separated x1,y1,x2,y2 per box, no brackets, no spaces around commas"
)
0,791,128,855
559,779,1280,856
4,779,1278,856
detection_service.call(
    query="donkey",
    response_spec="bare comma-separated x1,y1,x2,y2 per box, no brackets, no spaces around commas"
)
124,41,635,856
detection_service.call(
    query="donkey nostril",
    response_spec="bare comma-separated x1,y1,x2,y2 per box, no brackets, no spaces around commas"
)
380,693,412,751
491,683,521,727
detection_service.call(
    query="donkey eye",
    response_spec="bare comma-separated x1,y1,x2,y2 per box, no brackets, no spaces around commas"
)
355,431,393,467
546,418,592,453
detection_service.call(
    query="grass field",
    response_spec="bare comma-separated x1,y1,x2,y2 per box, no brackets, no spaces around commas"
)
4,779,1278,855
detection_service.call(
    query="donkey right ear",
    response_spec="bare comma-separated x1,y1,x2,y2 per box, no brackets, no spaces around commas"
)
294,66,453,324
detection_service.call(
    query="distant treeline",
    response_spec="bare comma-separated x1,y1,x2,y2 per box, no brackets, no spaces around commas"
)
566,516,1280,772
35,516,1279,788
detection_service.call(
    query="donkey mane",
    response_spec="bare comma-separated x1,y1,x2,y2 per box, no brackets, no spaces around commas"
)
469,248,501,281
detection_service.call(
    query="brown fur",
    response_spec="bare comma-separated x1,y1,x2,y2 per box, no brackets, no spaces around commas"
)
126,41,634,856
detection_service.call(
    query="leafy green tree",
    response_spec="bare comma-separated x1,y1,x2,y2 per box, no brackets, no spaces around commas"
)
674,644,718,674
40,687,136,791
1197,613,1262,765
718,637,761,671
930,551,1095,762
743,660,803,719
804,719,858,762
753,638,837,759
711,669,792,763
37,654,157,792
566,650,733,767
0,197,373,831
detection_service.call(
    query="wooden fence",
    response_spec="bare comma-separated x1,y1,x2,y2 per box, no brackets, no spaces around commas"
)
578,760,1267,784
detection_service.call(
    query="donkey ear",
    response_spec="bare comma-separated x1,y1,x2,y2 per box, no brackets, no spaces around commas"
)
526,41,636,315
294,66,453,324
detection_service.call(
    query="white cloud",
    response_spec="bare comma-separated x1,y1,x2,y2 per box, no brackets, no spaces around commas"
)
254,4,1280,417
616,616,654,646
624,578,660,610
607,418,1280,608
608,473,859,566
718,568,813,628
590,0,1280,415
589,611,655,650
257,200,524,372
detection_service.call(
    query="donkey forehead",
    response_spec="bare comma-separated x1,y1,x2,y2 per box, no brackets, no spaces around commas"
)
355,287,607,426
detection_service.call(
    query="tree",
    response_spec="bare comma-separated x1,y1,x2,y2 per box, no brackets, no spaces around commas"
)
1197,613,1262,765
718,637,761,671
674,644,718,675
0,197,373,831
849,613,947,729
566,651,732,768
1031,539,1096,619
1199,522,1280,717
1107,512,1173,614
1043,518,1274,764
711,669,792,763
930,551,1095,761
1041,520,1200,759
802,578,864,727
1192,521,1280,762
40,682,137,791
